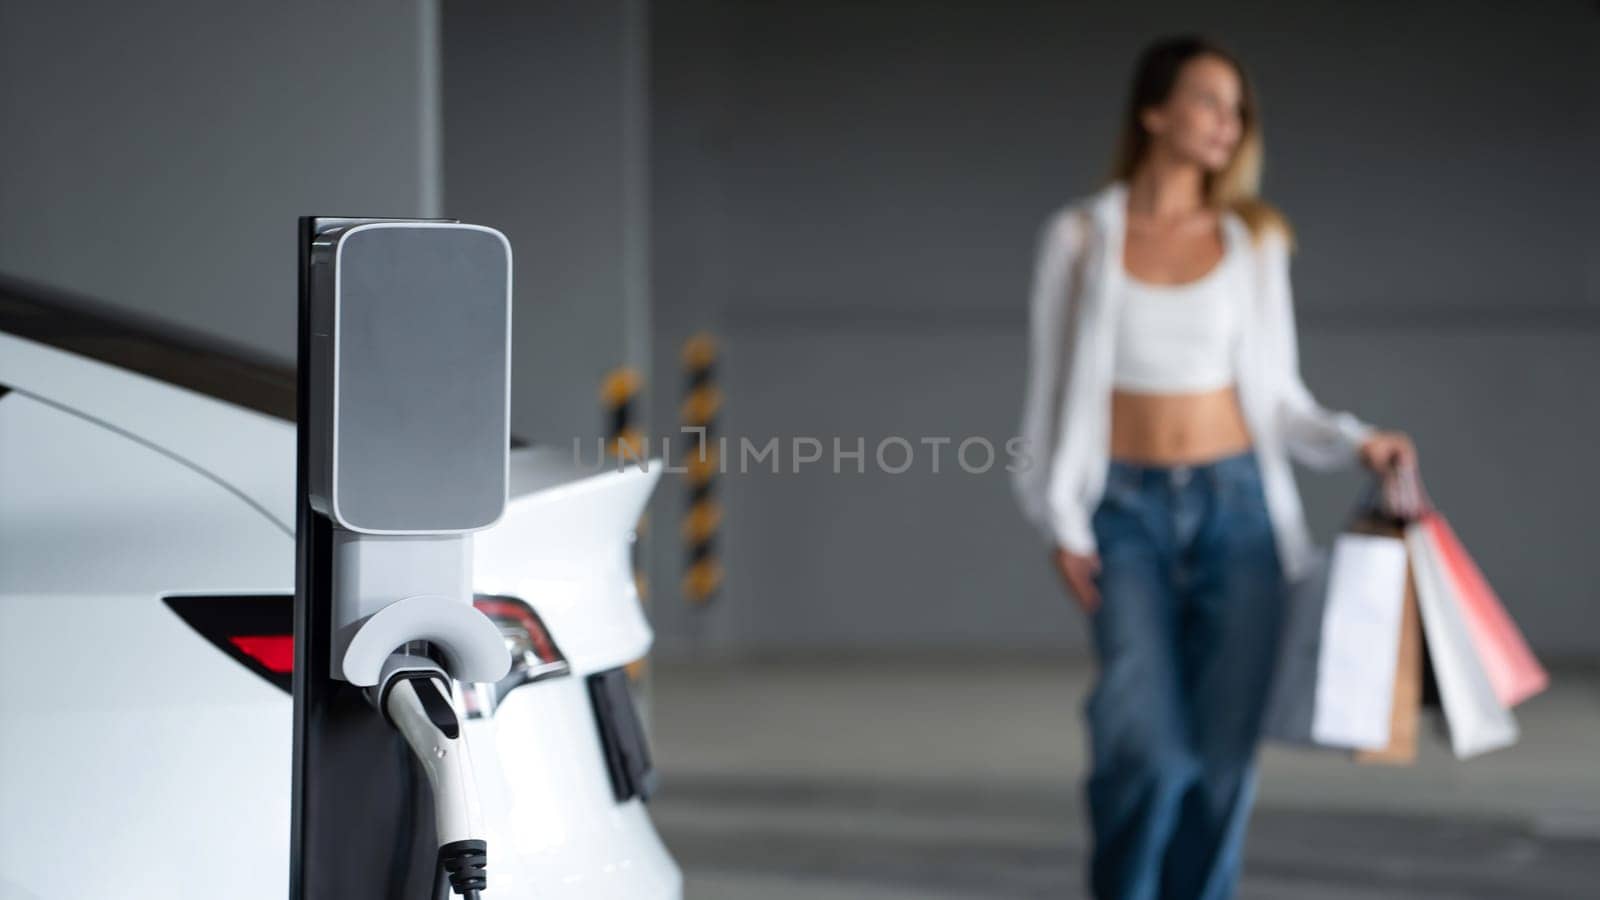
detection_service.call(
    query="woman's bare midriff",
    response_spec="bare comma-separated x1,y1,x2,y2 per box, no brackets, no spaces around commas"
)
1110,387,1253,466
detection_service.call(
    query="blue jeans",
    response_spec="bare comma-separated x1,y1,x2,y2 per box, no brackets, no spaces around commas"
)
1084,452,1285,900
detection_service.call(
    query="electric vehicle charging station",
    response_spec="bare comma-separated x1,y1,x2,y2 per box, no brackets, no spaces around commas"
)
293,218,514,900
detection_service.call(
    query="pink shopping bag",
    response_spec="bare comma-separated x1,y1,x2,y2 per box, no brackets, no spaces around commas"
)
1407,520,1518,758
1423,514,1548,707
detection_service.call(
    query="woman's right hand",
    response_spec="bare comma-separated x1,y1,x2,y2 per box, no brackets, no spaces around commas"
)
1052,547,1101,615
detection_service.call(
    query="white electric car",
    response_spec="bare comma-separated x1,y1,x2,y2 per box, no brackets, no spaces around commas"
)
0,278,681,899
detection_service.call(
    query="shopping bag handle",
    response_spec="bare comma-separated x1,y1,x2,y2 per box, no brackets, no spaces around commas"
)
1354,464,1432,526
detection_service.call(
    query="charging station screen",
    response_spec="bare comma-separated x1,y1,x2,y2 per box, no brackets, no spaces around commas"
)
332,225,509,532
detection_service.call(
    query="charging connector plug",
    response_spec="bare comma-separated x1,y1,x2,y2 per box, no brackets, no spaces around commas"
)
376,654,489,899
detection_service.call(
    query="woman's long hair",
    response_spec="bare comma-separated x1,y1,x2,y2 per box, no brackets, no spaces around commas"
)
1110,35,1290,243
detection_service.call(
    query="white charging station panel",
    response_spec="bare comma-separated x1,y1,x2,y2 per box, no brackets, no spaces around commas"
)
308,222,511,534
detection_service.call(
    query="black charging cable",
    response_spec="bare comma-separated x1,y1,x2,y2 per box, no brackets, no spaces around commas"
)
438,840,488,899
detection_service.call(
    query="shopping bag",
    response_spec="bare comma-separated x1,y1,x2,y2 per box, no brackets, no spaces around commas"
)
1262,481,1409,751
1406,517,1519,759
1425,515,1548,707
1344,515,1425,765
1354,564,1423,765
1309,531,1410,750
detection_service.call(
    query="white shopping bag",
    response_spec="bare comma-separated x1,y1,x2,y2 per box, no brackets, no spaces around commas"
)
1309,533,1411,750
1406,521,1519,759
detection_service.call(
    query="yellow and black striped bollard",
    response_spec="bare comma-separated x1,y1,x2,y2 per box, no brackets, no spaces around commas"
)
601,367,644,463
603,367,651,682
680,333,722,605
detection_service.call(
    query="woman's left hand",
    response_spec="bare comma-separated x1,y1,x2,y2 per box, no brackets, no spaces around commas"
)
1359,430,1417,474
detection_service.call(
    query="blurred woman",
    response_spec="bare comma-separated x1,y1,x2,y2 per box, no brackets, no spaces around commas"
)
1012,35,1415,900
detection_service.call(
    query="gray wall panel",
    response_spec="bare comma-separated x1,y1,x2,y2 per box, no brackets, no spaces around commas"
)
442,0,651,444
0,0,441,359
700,327,1598,658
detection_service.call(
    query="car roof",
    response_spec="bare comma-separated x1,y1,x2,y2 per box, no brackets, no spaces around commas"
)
0,271,296,420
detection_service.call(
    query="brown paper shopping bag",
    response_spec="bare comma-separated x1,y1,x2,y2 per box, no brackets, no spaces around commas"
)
1355,562,1423,765
1343,515,1422,764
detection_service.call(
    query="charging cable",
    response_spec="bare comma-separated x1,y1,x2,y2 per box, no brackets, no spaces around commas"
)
375,653,489,899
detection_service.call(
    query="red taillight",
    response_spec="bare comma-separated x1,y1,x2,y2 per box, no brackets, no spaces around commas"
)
165,594,566,706
164,594,294,691
463,594,569,717
473,596,564,667
229,635,295,674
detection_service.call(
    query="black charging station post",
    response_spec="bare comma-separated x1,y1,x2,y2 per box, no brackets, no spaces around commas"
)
291,217,513,900
293,217,435,900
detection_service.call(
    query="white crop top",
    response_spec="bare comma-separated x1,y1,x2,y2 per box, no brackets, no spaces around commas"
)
1111,234,1243,394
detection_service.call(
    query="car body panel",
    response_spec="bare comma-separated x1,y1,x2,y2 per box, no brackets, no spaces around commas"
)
477,449,657,675
0,330,296,534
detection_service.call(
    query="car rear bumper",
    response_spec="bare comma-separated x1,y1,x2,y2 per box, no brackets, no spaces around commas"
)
466,675,681,898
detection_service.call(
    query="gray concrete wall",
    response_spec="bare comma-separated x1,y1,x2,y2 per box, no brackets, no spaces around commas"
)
649,1,1600,659
0,0,442,358
0,0,653,448
442,0,651,444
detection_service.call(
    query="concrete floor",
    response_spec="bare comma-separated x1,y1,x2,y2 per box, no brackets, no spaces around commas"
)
645,658,1600,898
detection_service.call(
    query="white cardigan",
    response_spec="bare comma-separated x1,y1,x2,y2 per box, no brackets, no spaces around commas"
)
1012,182,1373,580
